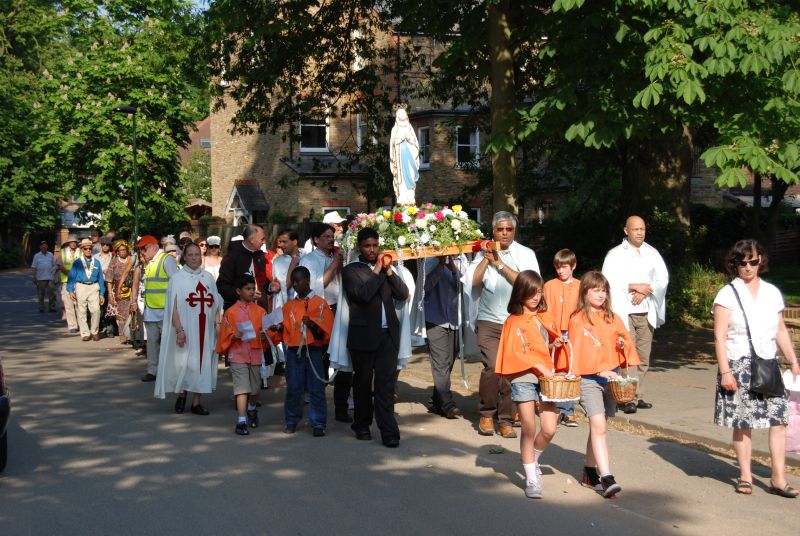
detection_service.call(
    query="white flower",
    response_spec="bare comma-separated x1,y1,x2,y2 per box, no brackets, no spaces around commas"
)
451,219,462,230
376,215,385,222
417,219,427,230
425,213,435,221
402,212,411,224
442,208,453,217
420,233,431,244
379,237,385,246
428,225,436,233
458,210,469,219
398,235,406,246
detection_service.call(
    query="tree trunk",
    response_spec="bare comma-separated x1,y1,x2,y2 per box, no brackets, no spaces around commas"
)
488,1,517,217
619,127,693,262
751,171,762,240
765,176,789,251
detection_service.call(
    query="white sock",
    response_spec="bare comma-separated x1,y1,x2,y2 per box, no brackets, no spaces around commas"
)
533,448,543,464
237,416,247,424
523,463,539,485
247,403,256,411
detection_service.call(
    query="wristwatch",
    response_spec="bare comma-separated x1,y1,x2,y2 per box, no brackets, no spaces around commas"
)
496,263,505,271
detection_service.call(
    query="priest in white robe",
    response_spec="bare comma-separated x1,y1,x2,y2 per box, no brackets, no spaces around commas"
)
155,243,223,415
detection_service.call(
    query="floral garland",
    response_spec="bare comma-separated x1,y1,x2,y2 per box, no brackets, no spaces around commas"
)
342,203,484,255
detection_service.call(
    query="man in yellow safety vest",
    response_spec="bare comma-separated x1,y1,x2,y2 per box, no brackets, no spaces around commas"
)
133,235,178,382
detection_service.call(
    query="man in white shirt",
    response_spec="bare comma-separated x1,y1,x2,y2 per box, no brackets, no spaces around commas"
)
602,215,669,414
303,211,346,253
31,240,56,313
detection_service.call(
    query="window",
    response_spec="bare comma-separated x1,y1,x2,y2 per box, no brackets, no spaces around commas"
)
323,206,351,217
418,127,431,169
455,127,479,165
356,114,367,151
199,137,211,149
466,207,481,224
300,113,328,152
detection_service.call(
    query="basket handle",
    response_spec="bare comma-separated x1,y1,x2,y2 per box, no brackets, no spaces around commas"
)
550,339,575,376
619,341,629,378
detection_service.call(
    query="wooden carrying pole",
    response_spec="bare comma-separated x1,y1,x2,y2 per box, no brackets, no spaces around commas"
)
379,240,499,262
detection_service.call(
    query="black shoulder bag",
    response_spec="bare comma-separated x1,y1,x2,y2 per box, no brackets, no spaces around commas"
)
728,283,785,397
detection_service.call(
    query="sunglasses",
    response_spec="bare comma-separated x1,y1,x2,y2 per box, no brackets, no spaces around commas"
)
199,243,207,247
736,259,760,267
81,246,92,250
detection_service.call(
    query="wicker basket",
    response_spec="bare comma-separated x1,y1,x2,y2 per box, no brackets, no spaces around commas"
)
608,348,638,404
539,341,581,402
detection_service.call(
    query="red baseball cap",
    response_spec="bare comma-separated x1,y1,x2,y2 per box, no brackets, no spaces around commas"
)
136,235,159,248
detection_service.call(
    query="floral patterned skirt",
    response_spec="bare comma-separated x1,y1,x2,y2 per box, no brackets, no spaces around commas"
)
714,356,788,429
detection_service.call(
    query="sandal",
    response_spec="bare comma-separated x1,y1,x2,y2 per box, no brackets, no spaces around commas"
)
735,479,752,495
767,482,799,499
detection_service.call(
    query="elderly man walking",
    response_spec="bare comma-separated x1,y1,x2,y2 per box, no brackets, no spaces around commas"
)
66,238,106,341
602,215,669,414
466,211,539,437
132,235,178,382
56,234,81,335
31,240,57,313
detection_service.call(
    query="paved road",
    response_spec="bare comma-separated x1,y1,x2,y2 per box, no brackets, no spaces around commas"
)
1,269,798,535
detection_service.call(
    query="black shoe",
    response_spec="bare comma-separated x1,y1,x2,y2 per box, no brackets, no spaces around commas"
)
312,427,326,437
283,424,297,434
636,399,653,409
601,475,622,498
235,422,250,436
141,373,156,382
444,406,462,419
191,404,210,416
174,396,187,414
247,409,259,428
383,437,400,448
335,411,353,423
622,402,637,414
353,429,372,441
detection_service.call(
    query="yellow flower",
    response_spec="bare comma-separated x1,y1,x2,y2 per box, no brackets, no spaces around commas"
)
407,206,418,216
383,210,391,219
452,204,463,212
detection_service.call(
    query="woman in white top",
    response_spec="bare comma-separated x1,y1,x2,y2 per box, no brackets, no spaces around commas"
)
202,235,223,281
713,239,799,498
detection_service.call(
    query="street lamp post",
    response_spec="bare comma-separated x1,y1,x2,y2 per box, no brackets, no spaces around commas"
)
113,105,141,239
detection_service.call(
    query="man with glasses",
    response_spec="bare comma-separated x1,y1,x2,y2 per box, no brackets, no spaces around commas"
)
602,215,669,414
66,238,106,341
466,211,539,438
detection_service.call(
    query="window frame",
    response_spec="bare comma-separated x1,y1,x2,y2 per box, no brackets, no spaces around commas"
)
299,110,329,153
418,126,431,169
455,126,480,167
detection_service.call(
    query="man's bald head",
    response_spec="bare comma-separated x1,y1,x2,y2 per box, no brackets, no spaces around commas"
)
624,215,646,248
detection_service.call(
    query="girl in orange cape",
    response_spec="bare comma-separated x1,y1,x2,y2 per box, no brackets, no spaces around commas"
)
568,271,640,498
496,270,563,499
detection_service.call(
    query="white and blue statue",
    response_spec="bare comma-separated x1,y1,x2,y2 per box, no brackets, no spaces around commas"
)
389,107,420,205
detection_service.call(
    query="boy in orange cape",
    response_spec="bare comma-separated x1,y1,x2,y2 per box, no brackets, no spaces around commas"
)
568,271,640,498
543,248,580,426
216,274,269,436
268,266,334,436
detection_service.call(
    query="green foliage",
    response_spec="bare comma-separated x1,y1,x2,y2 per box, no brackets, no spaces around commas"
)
0,242,24,269
667,262,726,327
765,266,800,305
1,0,207,235
180,148,212,201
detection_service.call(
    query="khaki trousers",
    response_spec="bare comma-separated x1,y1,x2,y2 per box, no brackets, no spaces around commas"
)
36,280,56,311
75,283,101,337
628,313,653,399
61,283,79,330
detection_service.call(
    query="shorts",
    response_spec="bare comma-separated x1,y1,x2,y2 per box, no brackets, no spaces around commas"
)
510,381,541,403
579,376,616,418
230,363,261,395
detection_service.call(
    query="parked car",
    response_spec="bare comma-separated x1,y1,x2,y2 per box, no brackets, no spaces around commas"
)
0,356,9,471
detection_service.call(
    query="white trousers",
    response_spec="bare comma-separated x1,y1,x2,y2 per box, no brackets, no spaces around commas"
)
75,283,101,337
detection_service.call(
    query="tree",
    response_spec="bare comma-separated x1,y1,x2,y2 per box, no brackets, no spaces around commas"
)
1,0,208,238
181,148,212,201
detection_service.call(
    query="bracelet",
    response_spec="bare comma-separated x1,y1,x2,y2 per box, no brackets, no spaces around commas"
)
176,328,184,334
720,370,732,375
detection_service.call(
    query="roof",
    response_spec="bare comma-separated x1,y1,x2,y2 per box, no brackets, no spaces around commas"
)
233,183,269,212
280,155,370,177
184,198,212,209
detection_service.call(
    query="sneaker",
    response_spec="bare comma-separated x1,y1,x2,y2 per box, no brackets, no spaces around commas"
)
247,409,259,428
563,415,578,427
581,466,602,491
525,478,543,499
600,475,622,498
235,422,250,436
312,427,326,437
283,424,297,434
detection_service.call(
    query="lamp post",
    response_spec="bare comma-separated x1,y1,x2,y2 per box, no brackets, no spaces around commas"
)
113,105,141,239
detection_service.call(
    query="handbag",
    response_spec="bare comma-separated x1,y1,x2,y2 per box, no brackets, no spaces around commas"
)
728,283,785,397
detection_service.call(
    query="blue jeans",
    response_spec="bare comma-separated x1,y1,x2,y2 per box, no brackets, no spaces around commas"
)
284,346,327,429
556,400,575,417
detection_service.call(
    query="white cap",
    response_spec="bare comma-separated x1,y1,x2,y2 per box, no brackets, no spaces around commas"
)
179,231,192,240
231,235,244,242
161,234,176,245
322,211,346,224
207,236,221,246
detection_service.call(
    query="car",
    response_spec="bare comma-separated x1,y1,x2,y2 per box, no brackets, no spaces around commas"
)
0,355,9,471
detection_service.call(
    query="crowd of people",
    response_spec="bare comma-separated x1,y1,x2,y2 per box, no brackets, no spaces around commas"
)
30,209,799,500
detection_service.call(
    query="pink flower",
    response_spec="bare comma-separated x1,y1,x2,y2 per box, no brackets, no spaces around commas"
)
426,203,433,209
435,211,444,221
417,211,426,219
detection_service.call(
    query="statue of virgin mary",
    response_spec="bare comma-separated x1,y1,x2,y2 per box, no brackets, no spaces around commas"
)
389,108,420,205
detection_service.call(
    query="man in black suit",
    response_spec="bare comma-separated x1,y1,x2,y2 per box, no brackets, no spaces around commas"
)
342,228,409,448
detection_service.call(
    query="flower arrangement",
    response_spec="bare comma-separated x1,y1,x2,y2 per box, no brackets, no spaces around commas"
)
343,203,483,255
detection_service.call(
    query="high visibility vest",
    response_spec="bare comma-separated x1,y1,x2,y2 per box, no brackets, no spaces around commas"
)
144,251,170,309
60,248,80,283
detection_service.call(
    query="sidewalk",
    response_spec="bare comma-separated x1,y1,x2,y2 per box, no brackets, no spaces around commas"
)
399,343,800,468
